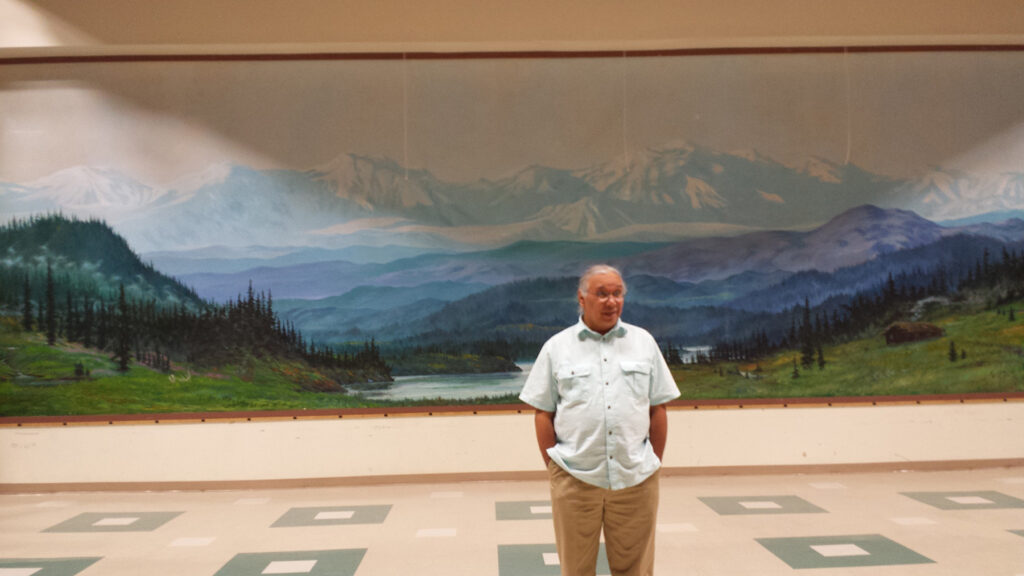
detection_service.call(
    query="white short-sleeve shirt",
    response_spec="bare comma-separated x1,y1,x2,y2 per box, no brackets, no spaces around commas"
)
519,318,681,490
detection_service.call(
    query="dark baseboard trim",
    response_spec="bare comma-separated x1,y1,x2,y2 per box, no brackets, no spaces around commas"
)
660,458,1024,477
3,458,1021,494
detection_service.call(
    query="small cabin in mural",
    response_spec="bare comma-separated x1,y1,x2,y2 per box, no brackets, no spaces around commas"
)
884,322,945,345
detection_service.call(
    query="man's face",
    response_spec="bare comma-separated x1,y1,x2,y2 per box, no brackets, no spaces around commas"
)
578,271,625,335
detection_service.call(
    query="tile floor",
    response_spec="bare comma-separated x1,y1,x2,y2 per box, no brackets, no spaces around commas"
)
2,466,1023,575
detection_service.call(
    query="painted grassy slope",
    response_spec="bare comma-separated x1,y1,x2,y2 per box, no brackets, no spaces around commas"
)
2,296,1021,416
0,318,383,416
672,299,1024,399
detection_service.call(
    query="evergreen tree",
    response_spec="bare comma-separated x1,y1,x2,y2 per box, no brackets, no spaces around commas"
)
21,275,33,331
1010,308,1017,322
65,291,76,343
885,272,897,302
113,284,132,372
816,344,826,370
948,340,958,363
799,298,815,369
97,299,109,350
787,316,797,348
663,341,683,365
82,294,94,348
36,293,45,335
791,358,800,379
45,264,56,345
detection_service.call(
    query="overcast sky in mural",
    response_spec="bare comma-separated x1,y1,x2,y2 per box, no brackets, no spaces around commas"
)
1,50,1022,185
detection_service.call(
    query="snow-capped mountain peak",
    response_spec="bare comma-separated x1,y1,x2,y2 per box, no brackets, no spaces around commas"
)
165,162,237,194
22,165,164,210
311,153,438,210
797,156,844,183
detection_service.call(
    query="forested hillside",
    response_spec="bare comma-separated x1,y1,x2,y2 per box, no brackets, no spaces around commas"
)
0,215,390,387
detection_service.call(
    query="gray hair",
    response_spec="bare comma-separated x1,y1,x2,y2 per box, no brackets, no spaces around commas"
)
577,264,627,314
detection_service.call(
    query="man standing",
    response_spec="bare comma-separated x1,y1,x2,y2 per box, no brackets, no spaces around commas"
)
519,264,680,576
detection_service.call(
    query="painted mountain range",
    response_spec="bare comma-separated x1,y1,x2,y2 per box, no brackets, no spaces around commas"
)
3,142,1023,257
3,141,1023,348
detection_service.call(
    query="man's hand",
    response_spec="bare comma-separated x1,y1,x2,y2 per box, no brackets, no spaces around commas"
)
649,403,668,461
534,410,556,466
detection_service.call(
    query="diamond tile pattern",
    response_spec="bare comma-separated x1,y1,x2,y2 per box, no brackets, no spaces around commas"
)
2,468,1021,574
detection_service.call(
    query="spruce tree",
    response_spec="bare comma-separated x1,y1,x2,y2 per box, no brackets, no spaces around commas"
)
96,299,108,350
21,275,33,331
800,299,815,369
65,291,76,343
948,340,958,363
113,284,132,372
36,296,45,335
45,264,56,345
82,294,94,348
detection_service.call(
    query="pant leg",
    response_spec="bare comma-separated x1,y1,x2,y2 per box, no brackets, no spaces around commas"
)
549,460,605,576
601,469,660,576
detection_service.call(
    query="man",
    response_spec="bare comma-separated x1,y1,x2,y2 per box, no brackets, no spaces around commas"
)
519,264,680,576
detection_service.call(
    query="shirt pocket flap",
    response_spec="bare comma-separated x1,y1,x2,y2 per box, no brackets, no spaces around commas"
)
556,364,592,380
620,361,652,375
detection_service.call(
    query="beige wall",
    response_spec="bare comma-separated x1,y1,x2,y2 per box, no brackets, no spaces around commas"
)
1,1,1022,490
2,0,1023,56
2,402,1022,489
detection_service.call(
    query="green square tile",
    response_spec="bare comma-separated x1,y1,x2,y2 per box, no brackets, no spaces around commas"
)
496,501,552,520
698,495,827,515
0,558,102,576
498,544,609,576
902,491,1024,510
271,505,391,527
757,534,934,569
213,549,365,576
42,512,183,533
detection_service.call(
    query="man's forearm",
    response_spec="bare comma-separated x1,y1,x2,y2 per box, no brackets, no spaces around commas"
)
534,410,556,465
649,403,668,461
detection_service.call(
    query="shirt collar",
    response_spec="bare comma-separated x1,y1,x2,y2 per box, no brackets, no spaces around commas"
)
576,317,626,340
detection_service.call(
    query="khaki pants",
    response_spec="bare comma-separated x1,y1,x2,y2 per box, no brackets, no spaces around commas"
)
548,460,660,576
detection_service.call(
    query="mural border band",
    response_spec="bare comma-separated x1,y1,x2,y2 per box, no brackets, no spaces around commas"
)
2,393,1022,428
2,42,1023,419
2,43,1024,67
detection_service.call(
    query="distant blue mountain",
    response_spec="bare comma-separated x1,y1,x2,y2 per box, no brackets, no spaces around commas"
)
177,205,1024,307
164,204,1024,345
393,233,1023,345
940,210,1024,227
730,234,1022,313
145,244,449,276
177,240,669,302
274,282,490,342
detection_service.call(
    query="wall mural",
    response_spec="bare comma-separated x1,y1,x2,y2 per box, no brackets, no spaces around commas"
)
1,49,1023,417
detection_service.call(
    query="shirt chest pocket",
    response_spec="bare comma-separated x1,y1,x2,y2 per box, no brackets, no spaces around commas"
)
620,361,652,395
555,364,593,404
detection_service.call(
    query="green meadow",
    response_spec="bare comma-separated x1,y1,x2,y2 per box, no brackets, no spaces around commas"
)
672,300,1024,399
1,296,1022,417
0,317,383,416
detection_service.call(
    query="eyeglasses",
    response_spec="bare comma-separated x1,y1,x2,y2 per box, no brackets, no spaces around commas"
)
588,290,625,302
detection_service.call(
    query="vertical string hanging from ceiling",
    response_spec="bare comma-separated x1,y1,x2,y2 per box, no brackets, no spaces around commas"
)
621,50,630,174
843,46,852,166
403,52,409,181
